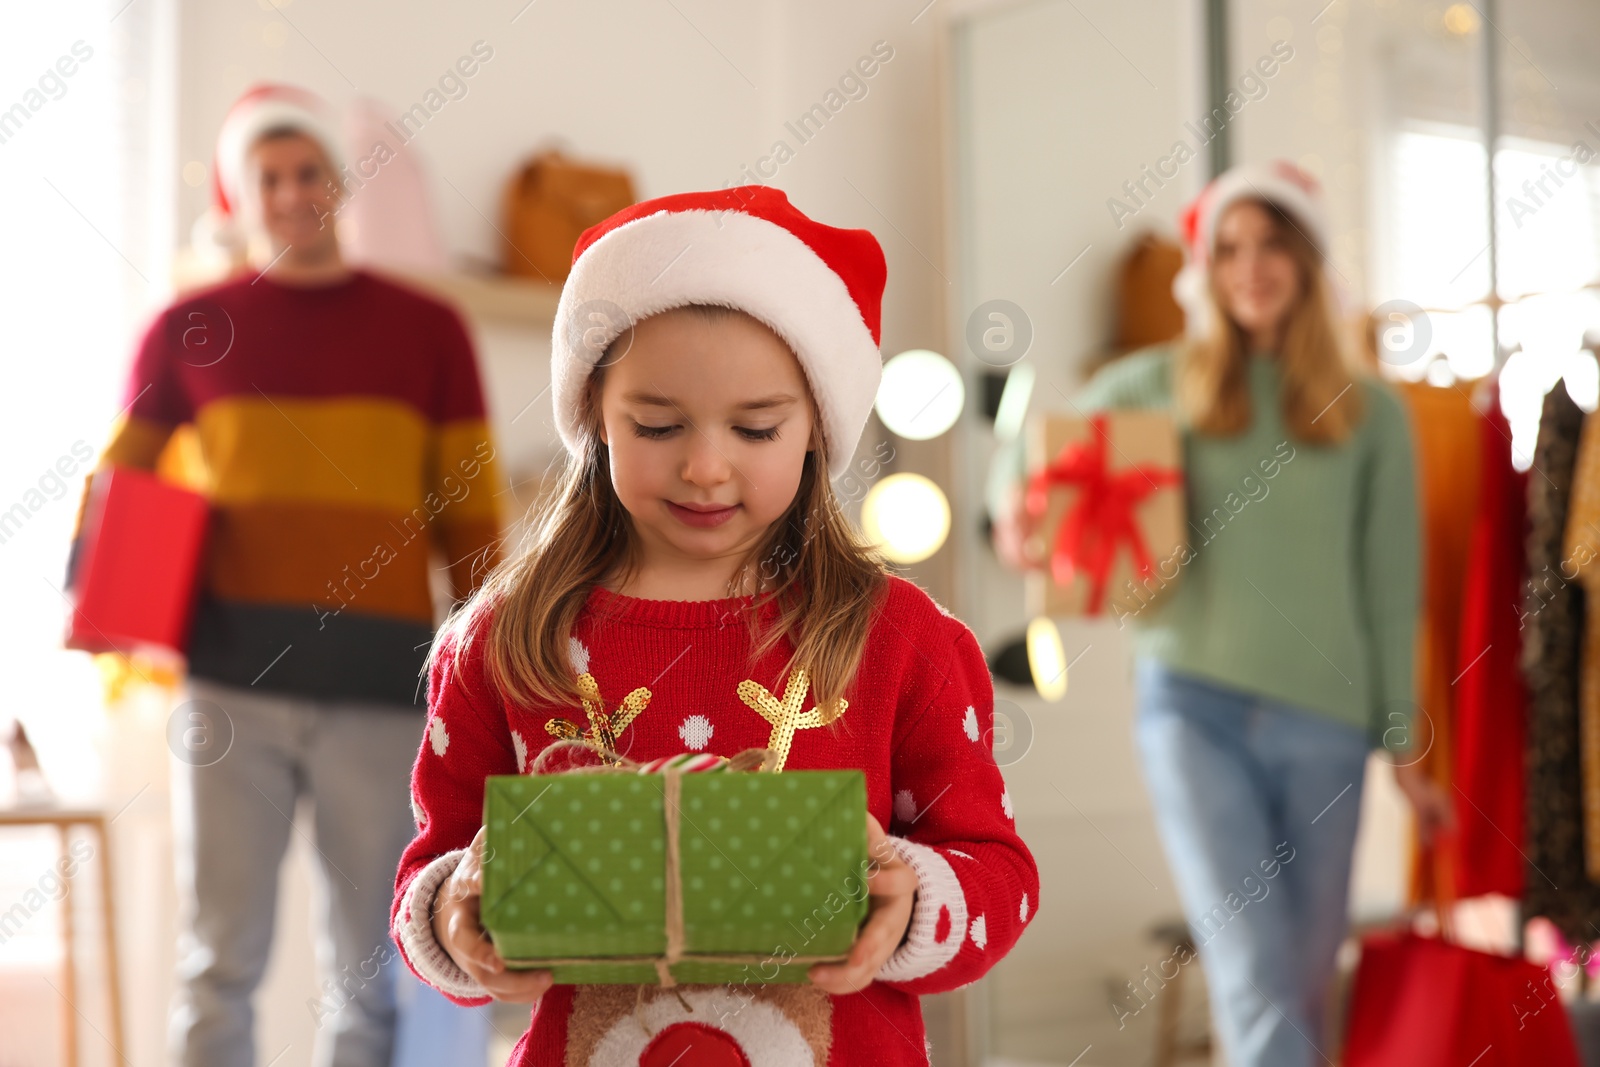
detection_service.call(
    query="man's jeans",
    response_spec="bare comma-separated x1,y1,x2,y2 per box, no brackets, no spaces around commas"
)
167,676,422,1067
1134,659,1369,1067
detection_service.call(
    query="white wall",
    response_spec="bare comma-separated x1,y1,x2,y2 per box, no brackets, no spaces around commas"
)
172,0,950,362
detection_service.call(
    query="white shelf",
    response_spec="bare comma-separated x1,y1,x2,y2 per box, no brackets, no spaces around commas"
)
170,248,563,330
394,270,561,329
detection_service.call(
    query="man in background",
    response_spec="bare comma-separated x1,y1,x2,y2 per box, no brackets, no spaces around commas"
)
74,84,503,1066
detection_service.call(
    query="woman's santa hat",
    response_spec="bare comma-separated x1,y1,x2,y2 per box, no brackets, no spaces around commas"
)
550,185,887,481
193,84,345,251
1173,160,1329,334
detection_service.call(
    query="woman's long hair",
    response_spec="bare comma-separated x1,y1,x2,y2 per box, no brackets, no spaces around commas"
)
1176,199,1363,444
432,305,889,713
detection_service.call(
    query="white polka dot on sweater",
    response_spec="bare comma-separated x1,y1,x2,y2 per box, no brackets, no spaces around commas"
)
568,637,590,675
429,716,449,757
678,715,714,751
1001,789,1013,820
893,789,917,824
962,706,979,742
512,730,528,773
969,914,988,950
1020,893,1030,923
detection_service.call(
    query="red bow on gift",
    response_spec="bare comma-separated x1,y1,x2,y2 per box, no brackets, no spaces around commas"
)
1025,414,1183,614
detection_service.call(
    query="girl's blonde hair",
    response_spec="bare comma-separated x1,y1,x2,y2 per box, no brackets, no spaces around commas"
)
1176,199,1363,444
434,304,890,713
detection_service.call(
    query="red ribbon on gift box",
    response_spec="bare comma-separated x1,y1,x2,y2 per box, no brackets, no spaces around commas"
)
1025,413,1182,614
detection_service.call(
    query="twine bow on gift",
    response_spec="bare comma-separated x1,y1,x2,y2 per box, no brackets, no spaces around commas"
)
1025,413,1182,614
507,740,853,988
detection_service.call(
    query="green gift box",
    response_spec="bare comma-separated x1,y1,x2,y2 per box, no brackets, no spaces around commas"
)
480,767,870,985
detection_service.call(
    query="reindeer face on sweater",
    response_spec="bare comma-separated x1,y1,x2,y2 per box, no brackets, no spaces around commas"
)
566,984,830,1067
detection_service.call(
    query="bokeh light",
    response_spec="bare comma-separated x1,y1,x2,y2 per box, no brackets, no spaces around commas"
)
875,349,964,440
1026,616,1068,702
860,473,950,563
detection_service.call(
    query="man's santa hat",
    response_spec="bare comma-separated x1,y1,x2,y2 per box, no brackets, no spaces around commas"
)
194,84,345,250
550,186,887,481
1173,161,1328,333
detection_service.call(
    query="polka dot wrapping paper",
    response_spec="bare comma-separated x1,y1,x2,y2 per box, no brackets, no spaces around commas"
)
480,769,869,985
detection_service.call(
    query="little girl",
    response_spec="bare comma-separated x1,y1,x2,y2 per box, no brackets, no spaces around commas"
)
390,186,1038,1066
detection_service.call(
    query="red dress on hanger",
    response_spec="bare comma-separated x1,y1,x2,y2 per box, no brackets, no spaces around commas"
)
1450,385,1527,899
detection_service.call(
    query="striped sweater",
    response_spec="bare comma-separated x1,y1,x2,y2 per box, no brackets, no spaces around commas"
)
79,268,504,706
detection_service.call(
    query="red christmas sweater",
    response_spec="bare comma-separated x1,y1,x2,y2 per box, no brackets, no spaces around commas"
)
391,576,1039,1066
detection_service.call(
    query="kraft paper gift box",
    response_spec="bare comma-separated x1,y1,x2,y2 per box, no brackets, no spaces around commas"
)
66,466,209,656
1025,410,1186,620
480,767,869,986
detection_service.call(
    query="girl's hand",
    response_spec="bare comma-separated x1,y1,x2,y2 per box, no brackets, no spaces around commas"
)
431,826,553,1002
1392,760,1454,846
809,814,919,995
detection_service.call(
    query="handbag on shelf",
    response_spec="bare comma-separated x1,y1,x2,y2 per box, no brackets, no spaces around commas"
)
500,150,635,283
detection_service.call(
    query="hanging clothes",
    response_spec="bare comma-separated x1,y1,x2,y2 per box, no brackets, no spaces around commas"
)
1449,383,1528,899
1522,381,1600,942
1397,380,1484,904
1563,410,1600,881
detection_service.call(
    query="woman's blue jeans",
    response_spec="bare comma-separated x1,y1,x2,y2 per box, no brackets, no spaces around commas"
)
1134,659,1369,1067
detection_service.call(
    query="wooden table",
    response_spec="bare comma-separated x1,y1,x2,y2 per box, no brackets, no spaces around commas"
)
0,806,125,1065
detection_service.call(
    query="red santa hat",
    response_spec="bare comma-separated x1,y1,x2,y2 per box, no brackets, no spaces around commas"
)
195,84,345,249
1174,160,1329,333
550,185,887,481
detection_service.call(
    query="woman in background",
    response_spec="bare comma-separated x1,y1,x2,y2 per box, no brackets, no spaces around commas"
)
1002,163,1451,1067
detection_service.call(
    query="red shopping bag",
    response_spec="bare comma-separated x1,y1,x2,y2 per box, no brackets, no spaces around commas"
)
1344,929,1580,1066
66,466,208,656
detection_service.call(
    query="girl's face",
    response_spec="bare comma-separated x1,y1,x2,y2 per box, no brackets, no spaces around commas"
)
1211,200,1302,345
597,308,816,578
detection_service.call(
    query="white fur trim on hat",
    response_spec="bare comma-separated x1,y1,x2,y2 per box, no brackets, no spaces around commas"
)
1195,162,1327,264
550,208,882,481
1172,262,1214,339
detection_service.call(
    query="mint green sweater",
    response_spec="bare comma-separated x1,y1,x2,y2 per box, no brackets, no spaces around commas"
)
1069,347,1420,745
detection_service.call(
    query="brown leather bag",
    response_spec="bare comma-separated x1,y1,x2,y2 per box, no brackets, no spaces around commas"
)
501,151,636,283
1114,232,1186,352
